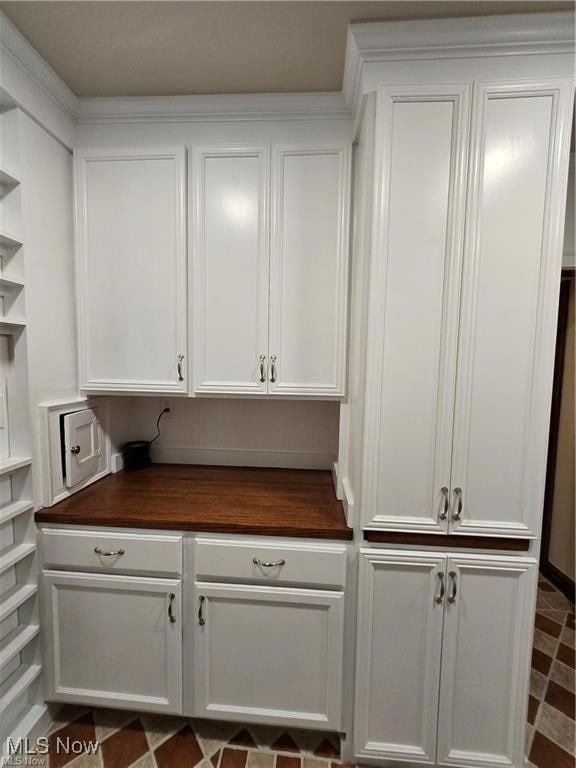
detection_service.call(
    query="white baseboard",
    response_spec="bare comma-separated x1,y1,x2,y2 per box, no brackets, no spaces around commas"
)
151,446,335,470
111,452,124,472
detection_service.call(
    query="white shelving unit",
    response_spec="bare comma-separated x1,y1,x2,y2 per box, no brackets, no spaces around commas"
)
0,103,45,745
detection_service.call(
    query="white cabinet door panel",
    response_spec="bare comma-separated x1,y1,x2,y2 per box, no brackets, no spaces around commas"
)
354,549,445,766
193,582,344,729
63,408,100,488
437,555,537,768
76,148,187,393
269,146,349,396
44,571,182,713
451,81,572,537
192,148,269,394
362,86,470,532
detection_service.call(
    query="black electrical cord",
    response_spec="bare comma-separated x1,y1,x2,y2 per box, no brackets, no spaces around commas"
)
150,407,170,444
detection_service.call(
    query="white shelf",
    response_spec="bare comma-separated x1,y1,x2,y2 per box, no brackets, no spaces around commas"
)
0,663,42,712
0,168,21,188
0,542,36,575
0,276,24,291
0,500,34,526
0,317,26,330
2,703,49,747
0,584,37,623
0,457,32,476
0,229,23,250
0,624,40,671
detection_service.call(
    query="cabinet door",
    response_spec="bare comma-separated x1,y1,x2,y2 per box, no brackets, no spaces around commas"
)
450,80,573,537
361,86,470,532
437,554,537,768
269,145,350,396
43,571,182,713
76,148,187,393
193,582,344,729
191,147,269,394
354,549,445,766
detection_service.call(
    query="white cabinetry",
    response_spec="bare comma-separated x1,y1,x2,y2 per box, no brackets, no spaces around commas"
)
75,148,187,394
354,549,537,768
41,528,183,713
189,536,347,729
192,144,350,397
361,78,573,538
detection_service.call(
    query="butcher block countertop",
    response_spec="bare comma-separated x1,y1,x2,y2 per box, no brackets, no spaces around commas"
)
35,464,352,541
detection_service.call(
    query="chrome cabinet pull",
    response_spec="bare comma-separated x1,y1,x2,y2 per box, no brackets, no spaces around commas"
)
452,487,463,521
177,353,185,382
94,547,125,557
269,355,277,383
448,571,457,604
439,487,449,521
434,572,445,604
253,557,286,568
198,596,206,626
168,593,176,624
259,355,266,383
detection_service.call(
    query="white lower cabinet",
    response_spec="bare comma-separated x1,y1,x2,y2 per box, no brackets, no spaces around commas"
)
192,582,344,729
43,571,182,713
354,549,537,768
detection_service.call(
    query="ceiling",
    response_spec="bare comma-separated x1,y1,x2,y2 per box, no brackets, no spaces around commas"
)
0,1,573,97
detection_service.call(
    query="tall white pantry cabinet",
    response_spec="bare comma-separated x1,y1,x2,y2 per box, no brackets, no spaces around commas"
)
345,15,574,768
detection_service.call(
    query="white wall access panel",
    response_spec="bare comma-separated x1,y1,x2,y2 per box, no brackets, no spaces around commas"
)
191,147,269,394
436,554,537,768
269,145,350,396
75,147,187,394
451,80,574,537
354,549,445,766
361,86,470,533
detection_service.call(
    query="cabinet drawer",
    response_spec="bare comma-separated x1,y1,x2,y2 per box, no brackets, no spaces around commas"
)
41,528,183,576
193,537,347,589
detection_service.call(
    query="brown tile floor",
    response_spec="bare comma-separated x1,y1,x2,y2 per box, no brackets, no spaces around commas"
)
527,575,575,768
29,709,346,768
15,574,575,768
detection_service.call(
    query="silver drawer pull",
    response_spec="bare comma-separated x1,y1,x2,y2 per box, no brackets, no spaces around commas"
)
448,571,458,604
177,353,185,382
253,557,286,568
168,593,176,624
452,487,463,521
269,355,277,384
259,354,266,383
439,487,449,521
198,596,206,626
434,572,445,604
94,547,125,557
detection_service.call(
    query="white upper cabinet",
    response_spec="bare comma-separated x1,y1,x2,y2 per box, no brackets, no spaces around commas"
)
362,86,470,533
75,148,187,393
361,78,573,538
269,146,350,396
450,81,572,537
191,143,350,397
191,147,269,394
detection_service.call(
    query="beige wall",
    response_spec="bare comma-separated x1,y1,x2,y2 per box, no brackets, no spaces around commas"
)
549,278,575,582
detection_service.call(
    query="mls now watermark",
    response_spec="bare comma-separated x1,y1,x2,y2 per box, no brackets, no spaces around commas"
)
2,736,100,765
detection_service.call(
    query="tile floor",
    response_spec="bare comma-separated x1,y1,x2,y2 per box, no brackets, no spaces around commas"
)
528,575,575,768
12,573,575,768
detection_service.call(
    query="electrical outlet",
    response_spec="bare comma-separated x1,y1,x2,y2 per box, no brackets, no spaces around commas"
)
159,398,174,418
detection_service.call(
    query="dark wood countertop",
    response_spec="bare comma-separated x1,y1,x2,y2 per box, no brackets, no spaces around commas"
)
35,464,352,541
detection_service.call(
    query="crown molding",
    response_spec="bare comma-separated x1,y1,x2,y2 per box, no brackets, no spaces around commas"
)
76,91,351,124
344,12,575,117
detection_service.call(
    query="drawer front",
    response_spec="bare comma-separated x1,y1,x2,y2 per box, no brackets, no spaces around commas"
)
41,529,183,576
193,537,347,589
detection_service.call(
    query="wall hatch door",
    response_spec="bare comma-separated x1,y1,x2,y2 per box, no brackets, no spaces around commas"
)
63,408,101,488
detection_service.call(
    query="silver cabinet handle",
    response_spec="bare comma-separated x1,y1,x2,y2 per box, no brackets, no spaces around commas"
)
269,355,277,383
253,557,286,568
70,445,81,455
198,596,206,626
435,572,445,604
94,547,125,557
448,571,457,604
439,487,449,521
259,354,266,383
168,593,176,624
452,487,463,521
177,353,185,382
